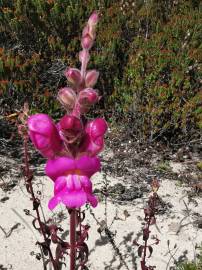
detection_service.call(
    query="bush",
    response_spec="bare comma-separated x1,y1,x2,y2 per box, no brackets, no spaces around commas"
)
110,1,202,140
0,0,201,140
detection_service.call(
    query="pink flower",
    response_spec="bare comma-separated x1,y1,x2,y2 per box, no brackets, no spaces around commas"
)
46,156,100,209
28,114,62,158
79,118,108,156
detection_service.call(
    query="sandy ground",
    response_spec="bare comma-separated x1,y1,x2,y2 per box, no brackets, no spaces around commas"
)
0,151,202,270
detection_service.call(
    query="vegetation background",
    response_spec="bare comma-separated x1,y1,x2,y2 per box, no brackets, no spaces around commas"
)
0,0,201,142
0,1,202,269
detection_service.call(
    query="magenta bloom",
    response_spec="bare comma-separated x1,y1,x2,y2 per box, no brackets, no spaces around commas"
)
27,11,107,211
28,114,62,158
58,115,84,144
80,118,108,156
46,156,100,209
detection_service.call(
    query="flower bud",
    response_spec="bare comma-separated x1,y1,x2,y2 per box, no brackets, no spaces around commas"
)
85,70,99,87
64,68,83,86
79,118,107,156
57,87,76,111
81,34,93,50
88,11,99,26
82,25,89,37
78,88,99,114
59,115,83,144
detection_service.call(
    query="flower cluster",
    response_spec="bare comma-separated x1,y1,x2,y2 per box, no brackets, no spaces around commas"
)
27,11,107,210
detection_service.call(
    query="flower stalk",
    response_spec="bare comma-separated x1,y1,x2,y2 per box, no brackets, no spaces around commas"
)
69,209,76,270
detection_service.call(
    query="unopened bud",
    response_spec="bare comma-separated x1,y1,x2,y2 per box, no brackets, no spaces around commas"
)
82,25,89,37
81,34,94,50
59,115,83,144
87,11,99,40
85,70,99,87
88,11,99,26
57,87,76,111
78,88,99,114
64,68,83,86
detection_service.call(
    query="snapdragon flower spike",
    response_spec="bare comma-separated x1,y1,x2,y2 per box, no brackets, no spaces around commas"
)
28,114,62,158
27,11,106,213
45,156,100,209
57,87,76,112
78,88,99,114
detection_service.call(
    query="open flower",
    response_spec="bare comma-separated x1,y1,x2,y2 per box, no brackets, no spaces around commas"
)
46,156,100,209
28,113,62,158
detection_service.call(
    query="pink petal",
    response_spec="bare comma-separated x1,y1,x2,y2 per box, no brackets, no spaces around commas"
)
87,193,98,208
79,118,107,156
48,196,61,210
75,156,101,177
58,115,84,144
54,176,67,194
86,118,108,140
45,157,76,181
66,174,82,191
28,114,62,158
61,190,87,208
80,175,92,192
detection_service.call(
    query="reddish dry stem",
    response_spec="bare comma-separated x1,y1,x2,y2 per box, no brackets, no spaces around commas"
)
70,209,76,270
23,135,57,269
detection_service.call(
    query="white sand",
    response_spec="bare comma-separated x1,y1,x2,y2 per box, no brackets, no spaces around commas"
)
0,157,202,270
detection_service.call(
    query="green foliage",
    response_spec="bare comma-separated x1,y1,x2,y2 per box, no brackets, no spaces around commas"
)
155,160,171,172
176,245,202,270
197,162,202,171
110,0,202,139
0,0,201,140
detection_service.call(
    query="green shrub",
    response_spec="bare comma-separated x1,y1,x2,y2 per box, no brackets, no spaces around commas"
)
176,245,202,270
0,0,201,141
110,1,202,139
